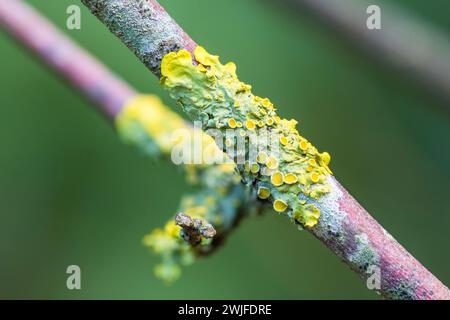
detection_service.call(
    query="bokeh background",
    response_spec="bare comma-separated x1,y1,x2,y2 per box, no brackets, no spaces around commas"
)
0,0,449,299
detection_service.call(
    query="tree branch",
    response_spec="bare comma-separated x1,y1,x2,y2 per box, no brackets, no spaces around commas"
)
284,0,450,107
80,0,450,299
0,0,135,118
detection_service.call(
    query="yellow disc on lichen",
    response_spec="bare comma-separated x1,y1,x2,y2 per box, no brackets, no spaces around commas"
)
245,119,256,130
308,159,317,166
271,171,284,186
266,155,279,170
273,199,288,212
250,163,260,174
311,172,320,183
256,151,268,164
280,136,288,146
266,118,274,126
236,121,243,128
257,120,265,127
244,160,250,172
257,187,271,199
299,140,308,151
228,118,237,129
283,173,298,184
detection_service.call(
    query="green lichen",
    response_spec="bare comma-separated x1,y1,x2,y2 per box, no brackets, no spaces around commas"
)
385,280,418,300
161,46,333,228
142,173,254,283
115,95,257,282
348,234,380,274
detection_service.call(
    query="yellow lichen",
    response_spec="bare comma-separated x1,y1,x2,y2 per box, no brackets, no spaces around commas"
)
271,171,284,186
266,155,279,170
160,46,333,228
228,118,237,129
256,151,268,164
118,93,258,281
116,95,185,155
165,220,182,238
245,119,256,130
273,199,288,213
116,94,228,167
266,118,274,126
244,160,250,172
257,186,271,199
299,140,308,151
280,136,288,146
321,152,331,165
293,205,320,228
250,163,260,174
283,173,298,184
311,172,320,183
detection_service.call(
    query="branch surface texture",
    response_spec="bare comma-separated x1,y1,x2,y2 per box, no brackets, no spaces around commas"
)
80,0,450,299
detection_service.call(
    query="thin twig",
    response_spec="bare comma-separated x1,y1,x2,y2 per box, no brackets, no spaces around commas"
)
80,0,450,299
284,0,450,107
0,0,135,118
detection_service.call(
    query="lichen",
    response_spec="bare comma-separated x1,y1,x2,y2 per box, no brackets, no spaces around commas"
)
116,95,183,156
385,280,418,300
115,95,257,282
141,174,255,283
309,176,348,253
160,46,333,228
348,234,380,274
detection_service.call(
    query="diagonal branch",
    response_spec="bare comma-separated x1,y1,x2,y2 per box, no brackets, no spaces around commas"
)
79,0,450,299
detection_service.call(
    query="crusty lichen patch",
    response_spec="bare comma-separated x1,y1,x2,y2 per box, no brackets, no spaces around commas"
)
161,46,333,227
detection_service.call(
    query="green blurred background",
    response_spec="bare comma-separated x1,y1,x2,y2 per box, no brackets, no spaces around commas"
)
0,0,449,299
